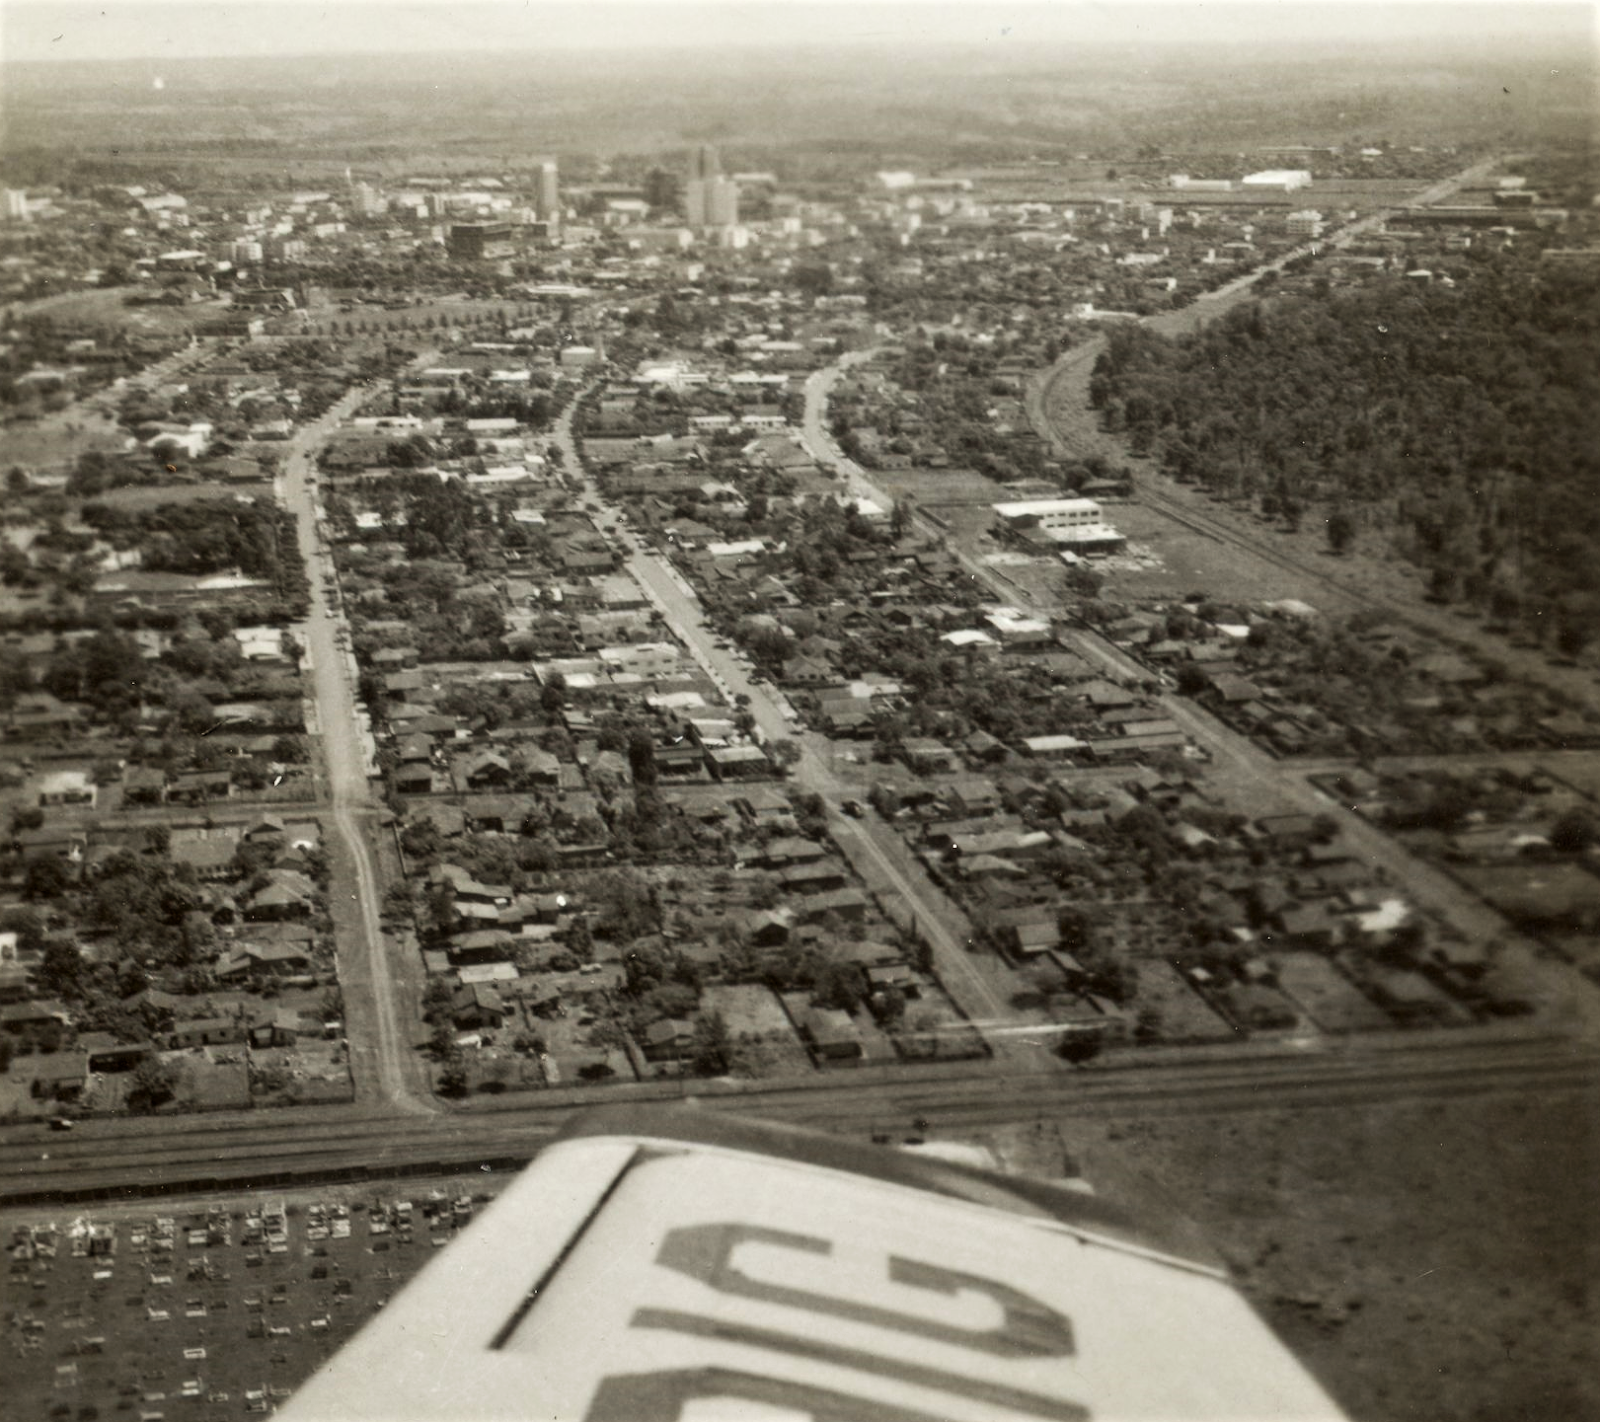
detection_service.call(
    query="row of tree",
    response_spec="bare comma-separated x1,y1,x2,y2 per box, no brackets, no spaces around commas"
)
1089,257,1600,637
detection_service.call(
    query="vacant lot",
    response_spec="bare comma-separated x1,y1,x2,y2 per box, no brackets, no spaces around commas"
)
1072,1088,1599,1422
93,480,279,509
1097,501,1320,604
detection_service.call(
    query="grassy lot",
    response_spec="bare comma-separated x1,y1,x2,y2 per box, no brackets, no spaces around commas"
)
2,408,131,472
92,481,279,510
1068,1088,1599,1422
1095,501,1319,604
9,287,229,338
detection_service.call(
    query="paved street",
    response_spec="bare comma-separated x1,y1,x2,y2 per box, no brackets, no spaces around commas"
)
553,383,1026,1042
278,373,437,1116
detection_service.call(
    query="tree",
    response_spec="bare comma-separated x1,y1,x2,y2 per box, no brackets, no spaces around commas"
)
39,938,84,996
26,857,72,901
0,907,44,953
1549,808,1600,855
1058,1032,1104,1067
1325,508,1357,555
626,729,659,787
815,961,866,1013
691,1011,732,1076
128,1056,181,1112
875,986,907,1026
428,1022,459,1061
1555,615,1593,661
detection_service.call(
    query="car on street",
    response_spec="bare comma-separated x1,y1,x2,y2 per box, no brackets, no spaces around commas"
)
840,799,864,818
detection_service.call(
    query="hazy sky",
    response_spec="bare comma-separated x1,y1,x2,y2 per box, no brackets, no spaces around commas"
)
1,0,1586,65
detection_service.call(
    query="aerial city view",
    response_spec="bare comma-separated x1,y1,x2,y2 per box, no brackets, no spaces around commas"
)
0,0,1596,1417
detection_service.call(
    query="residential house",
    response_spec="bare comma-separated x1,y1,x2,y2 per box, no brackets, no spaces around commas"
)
37,770,96,808
736,786,796,825
2,999,72,1034
217,943,313,980
243,877,314,922
73,1033,150,1076
901,738,960,775
781,859,851,895
641,1017,696,1063
796,888,869,925
803,1006,864,1062
31,1050,91,1102
169,1017,248,1049
249,1008,303,1048
458,751,514,792
451,983,508,1031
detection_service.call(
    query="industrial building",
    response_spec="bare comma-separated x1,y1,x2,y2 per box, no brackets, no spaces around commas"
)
991,497,1126,552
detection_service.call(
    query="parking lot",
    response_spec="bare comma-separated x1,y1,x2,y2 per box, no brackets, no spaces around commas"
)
5,1172,507,1420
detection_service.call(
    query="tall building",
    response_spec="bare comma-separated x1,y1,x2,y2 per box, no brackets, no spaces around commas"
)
684,144,738,228
535,161,561,225
1286,209,1325,239
351,182,384,218
688,144,721,181
686,176,738,229
2,189,28,221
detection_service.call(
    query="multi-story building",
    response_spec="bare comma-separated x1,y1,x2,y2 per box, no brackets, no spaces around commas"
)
447,222,516,261
689,144,721,181
991,497,1125,552
1286,209,1325,239
351,182,385,218
686,177,739,229
535,161,561,225
684,145,739,229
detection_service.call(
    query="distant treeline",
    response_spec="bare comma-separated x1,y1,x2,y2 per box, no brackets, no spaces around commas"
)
1090,259,1600,637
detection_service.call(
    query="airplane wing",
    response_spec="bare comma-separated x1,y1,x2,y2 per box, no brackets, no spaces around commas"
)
280,1105,1345,1422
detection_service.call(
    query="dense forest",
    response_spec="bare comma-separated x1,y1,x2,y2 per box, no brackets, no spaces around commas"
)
1090,260,1600,635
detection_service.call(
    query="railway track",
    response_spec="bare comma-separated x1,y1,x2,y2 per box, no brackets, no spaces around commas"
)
6,1035,1593,1204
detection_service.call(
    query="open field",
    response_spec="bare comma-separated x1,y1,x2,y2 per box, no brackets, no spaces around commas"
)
1094,501,1327,605
1074,1086,1600,1422
5,287,231,337
0,413,131,472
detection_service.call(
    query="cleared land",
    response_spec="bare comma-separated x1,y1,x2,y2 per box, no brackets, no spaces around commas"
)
1074,1087,1600,1422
